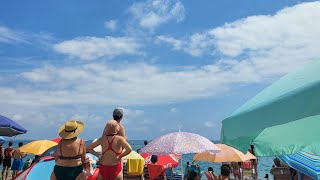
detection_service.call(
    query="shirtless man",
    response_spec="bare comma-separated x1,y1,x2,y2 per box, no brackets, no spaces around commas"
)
2,141,14,180
11,142,26,178
103,108,128,141
87,123,132,180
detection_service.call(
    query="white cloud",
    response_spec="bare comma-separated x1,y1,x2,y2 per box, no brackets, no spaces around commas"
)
204,121,215,128
53,36,141,60
104,20,117,31
129,0,185,30
157,1,320,77
0,26,25,44
170,108,177,113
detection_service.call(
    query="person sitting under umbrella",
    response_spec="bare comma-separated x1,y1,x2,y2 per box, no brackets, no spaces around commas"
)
50,120,86,180
147,155,172,180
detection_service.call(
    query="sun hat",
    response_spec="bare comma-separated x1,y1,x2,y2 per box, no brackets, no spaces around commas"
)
58,120,84,139
113,108,124,117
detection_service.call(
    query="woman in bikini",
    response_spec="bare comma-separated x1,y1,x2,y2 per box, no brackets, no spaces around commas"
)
87,123,132,180
50,120,86,180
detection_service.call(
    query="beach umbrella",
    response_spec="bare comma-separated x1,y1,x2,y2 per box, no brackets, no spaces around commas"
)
51,137,62,143
19,140,58,155
221,59,320,156
141,131,220,155
0,115,27,137
0,136,5,143
193,144,255,163
279,151,320,180
123,150,143,160
141,153,181,168
140,131,220,174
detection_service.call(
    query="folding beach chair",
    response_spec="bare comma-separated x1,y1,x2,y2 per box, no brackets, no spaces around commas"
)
272,167,291,180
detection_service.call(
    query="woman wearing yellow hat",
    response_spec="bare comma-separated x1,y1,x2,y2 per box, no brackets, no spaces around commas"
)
50,120,86,180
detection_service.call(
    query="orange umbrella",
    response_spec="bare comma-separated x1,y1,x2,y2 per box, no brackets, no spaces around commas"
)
193,144,256,163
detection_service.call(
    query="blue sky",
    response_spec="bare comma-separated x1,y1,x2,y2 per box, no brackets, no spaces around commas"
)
1,0,319,140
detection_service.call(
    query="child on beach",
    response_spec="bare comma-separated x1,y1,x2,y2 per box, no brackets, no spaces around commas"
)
83,155,95,179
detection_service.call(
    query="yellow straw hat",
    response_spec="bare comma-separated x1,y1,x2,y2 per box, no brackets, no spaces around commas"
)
58,120,84,139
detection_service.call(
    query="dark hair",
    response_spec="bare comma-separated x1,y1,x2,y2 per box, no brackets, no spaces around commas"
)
187,161,190,165
250,144,255,155
9,141,13,146
18,142,23,147
144,140,148,146
113,115,122,121
221,166,231,177
238,162,242,166
208,167,214,172
264,174,269,178
187,171,199,180
151,155,158,164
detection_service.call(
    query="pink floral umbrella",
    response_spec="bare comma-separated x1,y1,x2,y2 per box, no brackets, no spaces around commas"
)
141,131,220,155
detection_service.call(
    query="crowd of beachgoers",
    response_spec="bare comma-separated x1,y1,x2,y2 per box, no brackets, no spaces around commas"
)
0,108,308,180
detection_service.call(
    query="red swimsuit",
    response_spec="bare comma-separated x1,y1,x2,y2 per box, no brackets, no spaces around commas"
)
99,135,123,180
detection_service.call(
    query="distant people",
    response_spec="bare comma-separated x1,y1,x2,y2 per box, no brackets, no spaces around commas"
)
264,173,269,179
250,145,258,179
32,155,40,164
103,108,128,141
231,162,241,180
184,161,190,180
137,140,148,153
50,120,86,180
187,170,201,180
205,167,218,180
2,141,14,180
0,140,4,170
189,161,200,175
87,122,132,180
11,142,26,178
219,166,231,180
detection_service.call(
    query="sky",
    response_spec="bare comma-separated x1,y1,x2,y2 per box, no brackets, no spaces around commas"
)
1,0,320,141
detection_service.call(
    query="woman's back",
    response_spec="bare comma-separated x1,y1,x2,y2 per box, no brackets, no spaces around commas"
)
55,138,84,167
100,135,123,165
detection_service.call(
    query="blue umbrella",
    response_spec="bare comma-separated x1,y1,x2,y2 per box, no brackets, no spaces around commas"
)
279,152,320,180
0,115,27,137
0,136,5,143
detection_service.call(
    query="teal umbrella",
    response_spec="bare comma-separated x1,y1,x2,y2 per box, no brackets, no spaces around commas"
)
221,59,320,156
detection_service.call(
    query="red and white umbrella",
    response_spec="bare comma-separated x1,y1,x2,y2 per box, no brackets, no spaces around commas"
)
141,153,181,168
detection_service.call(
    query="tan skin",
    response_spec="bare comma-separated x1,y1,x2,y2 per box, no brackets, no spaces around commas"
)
103,119,128,141
231,162,241,180
87,135,132,180
2,144,14,180
12,147,26,178
50,137,86,180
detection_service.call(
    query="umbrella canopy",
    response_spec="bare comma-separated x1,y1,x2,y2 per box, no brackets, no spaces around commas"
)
193,144,256,163
279,152,320,180
141,131,220,155
0,115,27,137
141,153,181,168
123,151,143,160
0,136,5,143
221,59,320,156
51,137,62,143
19,140,58,155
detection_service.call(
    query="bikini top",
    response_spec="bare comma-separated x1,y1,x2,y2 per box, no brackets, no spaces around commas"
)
102,135,122,156
58,139,83,160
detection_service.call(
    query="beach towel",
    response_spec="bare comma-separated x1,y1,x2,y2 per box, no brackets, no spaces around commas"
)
127,158,145,175
147,164,165,179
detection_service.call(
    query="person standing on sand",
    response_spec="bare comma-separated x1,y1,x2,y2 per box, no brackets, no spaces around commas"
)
103,108,128,141
2,141,14,180
50,120,86,180
0,141,5,171
11,142,26,178
87,122,132,180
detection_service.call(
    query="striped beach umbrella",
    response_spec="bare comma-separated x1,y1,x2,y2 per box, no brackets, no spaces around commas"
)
279,151,320,180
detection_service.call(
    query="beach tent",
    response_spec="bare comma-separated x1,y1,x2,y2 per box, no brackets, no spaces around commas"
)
0,115,27,136
221,59,320,156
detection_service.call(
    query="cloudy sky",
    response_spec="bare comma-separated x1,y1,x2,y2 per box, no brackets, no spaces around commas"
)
1,0,320,140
